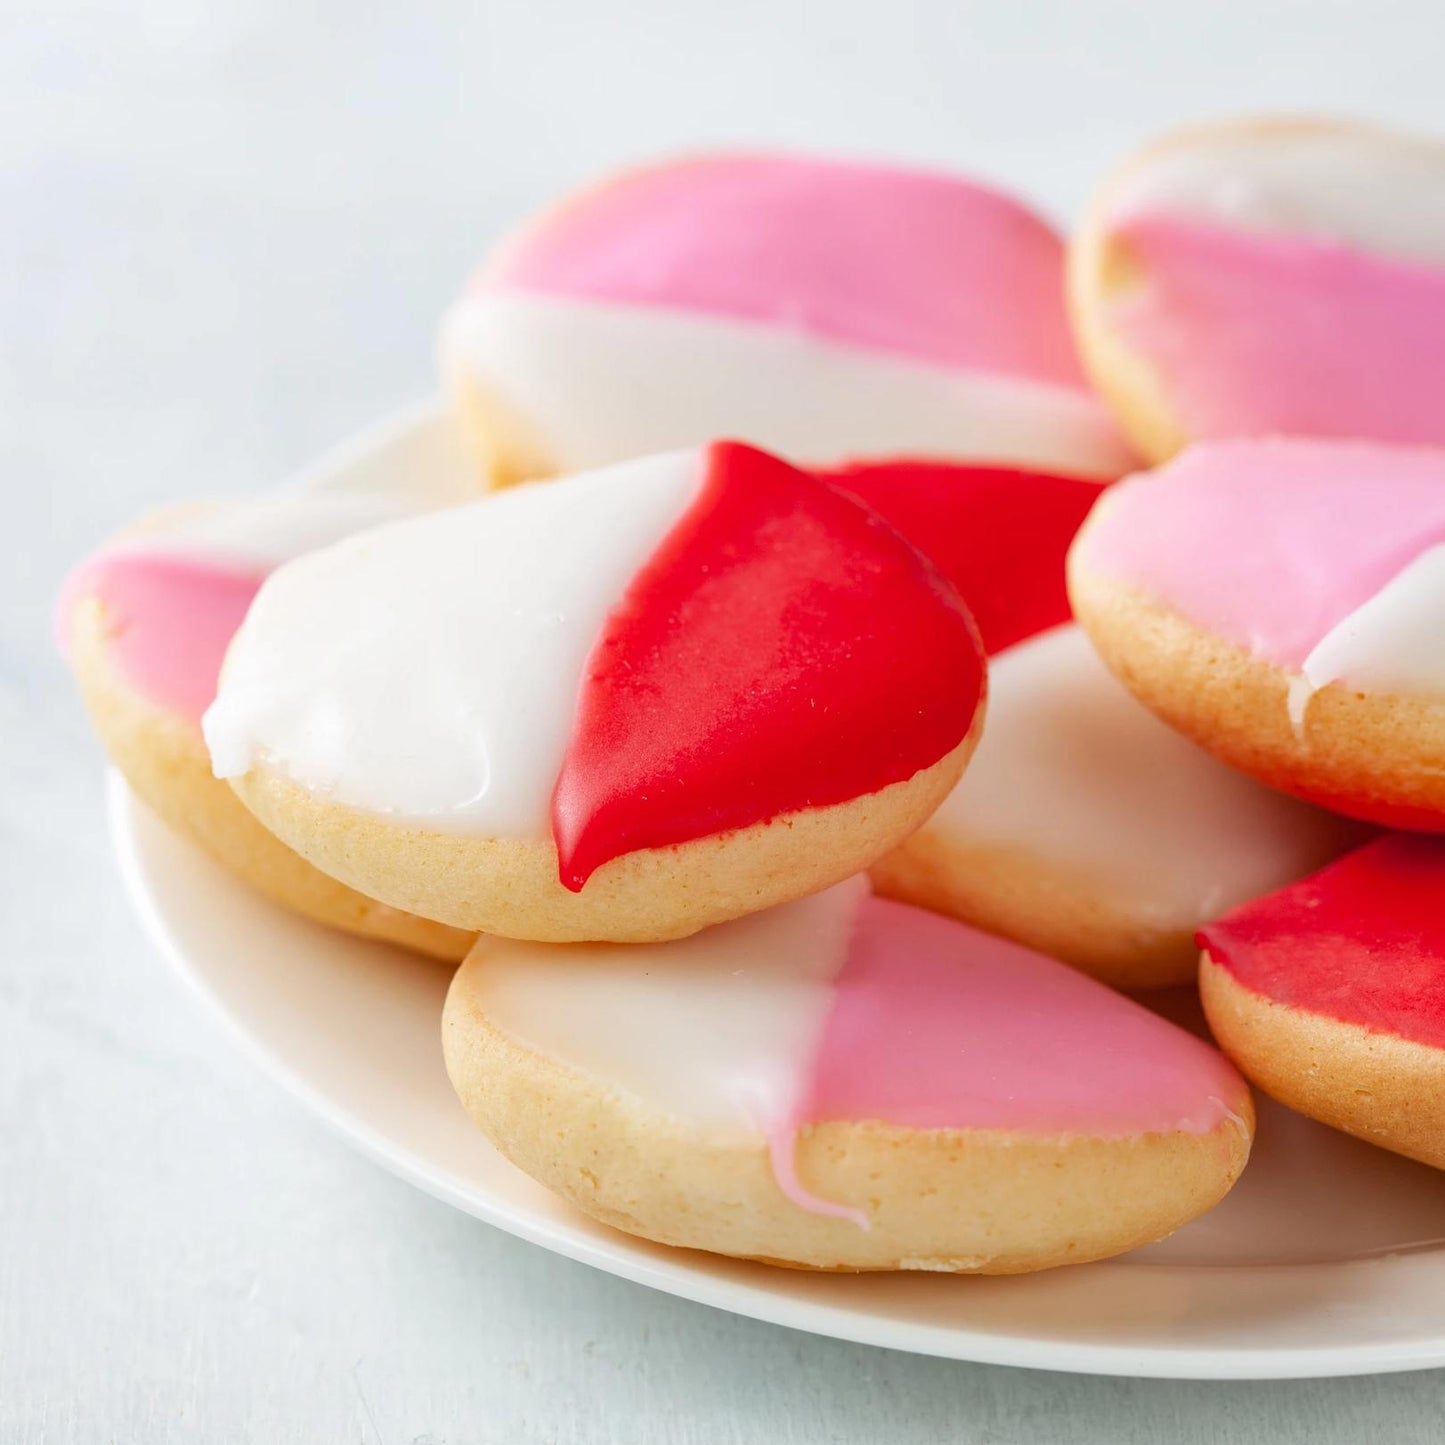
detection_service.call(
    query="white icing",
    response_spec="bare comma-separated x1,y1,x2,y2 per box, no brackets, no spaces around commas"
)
442,293,1133,479
204,450,702,834
929,624,1350,929
112,406,479,571
1286,673,1316,738
472,878,865,1133
298,400,481,507
1296,543,1445,717
116,492,424,572
1109,124,1445,268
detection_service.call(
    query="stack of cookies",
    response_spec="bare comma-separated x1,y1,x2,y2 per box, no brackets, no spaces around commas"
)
62,117,1445,1272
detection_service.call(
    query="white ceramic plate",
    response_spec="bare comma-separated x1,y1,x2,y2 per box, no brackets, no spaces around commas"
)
108,406,1445,1379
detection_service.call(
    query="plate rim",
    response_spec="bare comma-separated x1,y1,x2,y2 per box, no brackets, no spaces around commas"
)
108,771,1445,1382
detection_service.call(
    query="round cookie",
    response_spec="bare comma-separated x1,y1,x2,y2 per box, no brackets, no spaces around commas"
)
441,152,1134,485
1070,116,1445,462
1069,438,1445,830
61,493,476,962
1200,835,1445,1170
444,878,1253,1272
820,459,1359,989
205,443,986,943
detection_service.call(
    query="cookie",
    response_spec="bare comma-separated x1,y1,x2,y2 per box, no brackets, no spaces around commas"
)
824,460,1357,988
61,492,476,961
1069,437,1445,829
441,152,1134,485
1070,116,1445,461
205,443,986,942
1200,835,1445,1169
444,877,1253,1271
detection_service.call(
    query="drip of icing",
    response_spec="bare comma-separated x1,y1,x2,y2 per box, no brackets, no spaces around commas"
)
1298,542,1445,700
800,897,1246,1134
1208,1097,1253,1144
1109,215,1445,446
928,624,1357,927
205,452,700,832
551,442,985,890
485,153,1089,385
819,460,1104,654
60,491,419,723
1201,835,1445,1048
763,1130,871,1231
1076,439,1445,671
1285,674,1316,738
442,295,1134,478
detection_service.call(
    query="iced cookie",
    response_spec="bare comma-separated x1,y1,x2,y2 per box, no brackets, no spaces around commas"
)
441,152,1134,485
61,490,476,961
444,877,1253,1271
205,443,986,943
1069,438,1445,830
1201,835,1445,1170
824,460,1358,988
1070,117,1445,461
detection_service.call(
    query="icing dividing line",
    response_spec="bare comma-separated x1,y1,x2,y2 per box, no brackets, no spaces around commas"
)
550,442,984,890
482,152,1090,384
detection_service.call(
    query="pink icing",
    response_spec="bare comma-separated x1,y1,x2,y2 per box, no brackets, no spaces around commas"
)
1111,214,1445,446
483,153,1090,387
60,551,265,724
796,897,1244,1140
1077,438,1445,668
764,1131,869,1231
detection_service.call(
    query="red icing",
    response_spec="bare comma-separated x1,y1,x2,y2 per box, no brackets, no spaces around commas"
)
819,460,1105,654
1201,834,1445,1049
550,442,986,891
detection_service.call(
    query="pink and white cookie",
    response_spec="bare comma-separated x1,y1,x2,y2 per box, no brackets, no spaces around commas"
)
205,443,986,943
440,152,1134,486
1070,117,1445,461
445,877,1253,1271
61,487,476,961
822,460,1358,989
1201,835,1445,1170
1069,438,1445,830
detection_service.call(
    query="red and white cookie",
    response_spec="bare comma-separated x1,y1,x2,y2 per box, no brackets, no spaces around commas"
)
1069,438,1445,829
446,877,1253,1271
1071,117,1445,461
1201,835,1445,1170
61,479,476,961
825,460,1357,989
440,152,1134,485
205,443,986,943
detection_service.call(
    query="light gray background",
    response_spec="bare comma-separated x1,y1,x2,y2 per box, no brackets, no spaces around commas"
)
6,1,1445,1439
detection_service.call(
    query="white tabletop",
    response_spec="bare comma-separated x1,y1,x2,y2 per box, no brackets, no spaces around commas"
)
7,1,1445,1438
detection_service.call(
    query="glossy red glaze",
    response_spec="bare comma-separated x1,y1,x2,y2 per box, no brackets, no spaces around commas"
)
1200,834,1445,1048
551,442,986,891
819,460,1105,654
